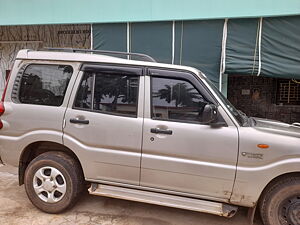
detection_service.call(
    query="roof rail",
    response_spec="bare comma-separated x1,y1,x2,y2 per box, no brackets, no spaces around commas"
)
42,48,157,63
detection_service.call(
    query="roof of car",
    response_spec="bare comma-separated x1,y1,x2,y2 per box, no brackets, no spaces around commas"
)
16,49,204,78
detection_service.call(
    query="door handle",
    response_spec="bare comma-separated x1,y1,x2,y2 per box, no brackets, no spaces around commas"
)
70,118,89,125
151,128,173,135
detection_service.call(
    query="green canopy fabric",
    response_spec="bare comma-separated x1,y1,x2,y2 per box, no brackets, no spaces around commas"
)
130,22,173,64
225,18,260,75
225,16,300,79
93,23,127,52
261,16,300,79
174,20,224,84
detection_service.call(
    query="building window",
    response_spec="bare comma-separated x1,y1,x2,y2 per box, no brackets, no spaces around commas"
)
276,79,300,105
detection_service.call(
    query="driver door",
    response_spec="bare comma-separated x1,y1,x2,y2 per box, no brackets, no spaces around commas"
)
140,68,239,200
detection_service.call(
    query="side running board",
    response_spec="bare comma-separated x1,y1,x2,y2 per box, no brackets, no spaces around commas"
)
89,183,238,218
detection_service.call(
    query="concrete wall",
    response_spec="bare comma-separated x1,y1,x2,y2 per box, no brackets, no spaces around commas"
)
0,24,91,94
0,0,300,26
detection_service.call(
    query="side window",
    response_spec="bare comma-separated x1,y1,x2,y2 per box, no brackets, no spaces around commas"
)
93,73,139,116
151,77,209,123
18,64,73,106
74,71,139,117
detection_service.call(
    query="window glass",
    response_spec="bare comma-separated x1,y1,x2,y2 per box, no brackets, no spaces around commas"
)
152,77,208,123
74,71,139,117
93,73,138,116
74,73,93,109
19,64,73,106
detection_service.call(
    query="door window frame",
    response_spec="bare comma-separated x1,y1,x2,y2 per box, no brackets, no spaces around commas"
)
147,67,226,125
71,63,144,118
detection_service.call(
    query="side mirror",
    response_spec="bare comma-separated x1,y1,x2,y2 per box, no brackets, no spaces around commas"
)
202,104,218,124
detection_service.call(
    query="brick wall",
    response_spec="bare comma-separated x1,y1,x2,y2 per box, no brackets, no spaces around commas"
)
227,75,300,124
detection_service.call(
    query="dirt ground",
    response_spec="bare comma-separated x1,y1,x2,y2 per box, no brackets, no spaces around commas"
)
0,165,263,225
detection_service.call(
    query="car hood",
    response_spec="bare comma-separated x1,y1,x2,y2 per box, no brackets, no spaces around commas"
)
253,117,300,138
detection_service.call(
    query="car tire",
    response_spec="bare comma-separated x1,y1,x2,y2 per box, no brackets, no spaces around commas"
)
24,151,84,213
259,176,300,225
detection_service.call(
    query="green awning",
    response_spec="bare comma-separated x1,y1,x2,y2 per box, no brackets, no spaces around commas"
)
130,22,173,64
93,23,127,52
261,16,300,79
225,15,300,79
174,20,224,84
225,18,260,75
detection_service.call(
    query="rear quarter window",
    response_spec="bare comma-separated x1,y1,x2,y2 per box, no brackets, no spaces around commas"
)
14,64,73,106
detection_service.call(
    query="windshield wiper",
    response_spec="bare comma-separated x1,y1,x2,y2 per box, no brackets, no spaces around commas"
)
237,110,250,126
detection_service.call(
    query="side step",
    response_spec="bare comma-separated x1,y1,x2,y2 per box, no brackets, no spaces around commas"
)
89,183,238,218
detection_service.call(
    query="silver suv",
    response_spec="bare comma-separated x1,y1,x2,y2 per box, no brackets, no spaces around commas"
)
0,49,299,225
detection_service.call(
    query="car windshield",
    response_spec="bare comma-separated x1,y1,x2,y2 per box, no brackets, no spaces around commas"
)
203,77,249,126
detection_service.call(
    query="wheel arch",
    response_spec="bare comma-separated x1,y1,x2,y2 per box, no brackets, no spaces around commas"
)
246,171,300,225
259,171,300,202
256,172,300,225
19,141,85,185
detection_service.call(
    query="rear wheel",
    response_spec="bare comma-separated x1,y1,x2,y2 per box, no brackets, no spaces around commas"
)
24,151,84,213
260,176,300,225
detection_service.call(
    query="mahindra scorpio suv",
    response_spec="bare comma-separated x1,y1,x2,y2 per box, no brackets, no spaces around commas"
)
0,49,299,225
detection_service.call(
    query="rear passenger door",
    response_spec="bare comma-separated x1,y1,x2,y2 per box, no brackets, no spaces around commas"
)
63,64,144,185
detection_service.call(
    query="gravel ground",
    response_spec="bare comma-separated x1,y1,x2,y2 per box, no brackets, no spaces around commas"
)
0,165,263,225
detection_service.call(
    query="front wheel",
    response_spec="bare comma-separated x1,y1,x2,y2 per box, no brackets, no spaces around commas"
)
260,176,300,225
24,151,84,213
